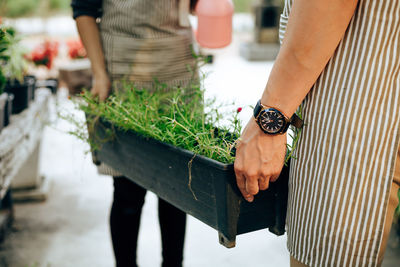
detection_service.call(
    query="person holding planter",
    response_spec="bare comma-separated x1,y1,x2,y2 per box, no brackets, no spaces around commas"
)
234,0,400,266
71,1,198,267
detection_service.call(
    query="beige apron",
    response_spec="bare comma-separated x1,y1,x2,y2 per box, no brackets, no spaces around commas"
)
96,0,197,175
280,0,400,266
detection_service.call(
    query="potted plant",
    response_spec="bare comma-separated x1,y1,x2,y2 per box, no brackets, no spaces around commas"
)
0,27,12,128
65,84,297,248
1,26,31,114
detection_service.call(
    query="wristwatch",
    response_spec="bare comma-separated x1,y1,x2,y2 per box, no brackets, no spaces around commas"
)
253,100,303,134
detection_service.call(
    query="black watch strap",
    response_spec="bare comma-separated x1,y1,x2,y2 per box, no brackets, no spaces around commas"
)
253,100,262,118
290,114,304,129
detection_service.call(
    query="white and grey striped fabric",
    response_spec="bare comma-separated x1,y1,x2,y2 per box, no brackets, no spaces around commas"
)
96,0,197,176
280,0,400,266
99,0,196,90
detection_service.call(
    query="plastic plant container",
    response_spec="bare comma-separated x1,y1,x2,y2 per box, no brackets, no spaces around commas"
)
90,119,289,248
4,79,29,114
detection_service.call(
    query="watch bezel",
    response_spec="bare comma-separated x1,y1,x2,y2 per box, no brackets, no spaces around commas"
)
256,108,288,134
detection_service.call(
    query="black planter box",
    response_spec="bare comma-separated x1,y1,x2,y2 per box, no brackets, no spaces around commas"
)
4,79,30,114
91,119,289,248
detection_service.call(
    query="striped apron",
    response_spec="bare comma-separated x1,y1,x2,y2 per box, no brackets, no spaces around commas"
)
96,0,196,175
280,0,400,266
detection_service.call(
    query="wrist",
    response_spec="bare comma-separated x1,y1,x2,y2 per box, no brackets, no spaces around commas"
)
93,69,109,80
260,95,293,119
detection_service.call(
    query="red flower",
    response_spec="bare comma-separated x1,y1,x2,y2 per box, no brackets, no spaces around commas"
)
67,39,87,60
236,107,242,113
28,40,59,69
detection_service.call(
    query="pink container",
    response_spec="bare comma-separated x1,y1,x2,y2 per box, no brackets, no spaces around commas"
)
195,0,234,49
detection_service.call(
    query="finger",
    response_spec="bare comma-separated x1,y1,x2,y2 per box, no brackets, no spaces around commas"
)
90,88,99,98
234,161,249,194
245,194,254,203
235,170,253,201
99,91,108,102
245,174,259,196
270,173,280,182
258,176,270,191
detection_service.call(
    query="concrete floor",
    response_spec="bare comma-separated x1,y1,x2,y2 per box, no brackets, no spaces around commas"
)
0,15,399,267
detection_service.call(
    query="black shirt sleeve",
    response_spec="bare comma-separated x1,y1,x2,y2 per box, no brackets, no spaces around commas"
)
71,0,103,19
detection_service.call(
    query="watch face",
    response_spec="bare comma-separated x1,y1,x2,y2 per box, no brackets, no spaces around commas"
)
257,108,286,134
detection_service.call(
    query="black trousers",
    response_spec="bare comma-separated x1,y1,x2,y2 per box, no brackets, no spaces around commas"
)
110,176,187,267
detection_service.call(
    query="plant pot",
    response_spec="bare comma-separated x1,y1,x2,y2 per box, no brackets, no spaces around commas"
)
0,93,7,131
24,75,36,101
4,79,29,114
36,78,59,95
4,94,14,127
46,78,58,94
90,119,289,248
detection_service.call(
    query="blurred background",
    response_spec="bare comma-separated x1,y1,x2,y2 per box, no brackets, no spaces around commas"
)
0,1,399,267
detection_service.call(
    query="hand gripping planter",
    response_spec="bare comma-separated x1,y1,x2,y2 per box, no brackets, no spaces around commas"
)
90,119,289,248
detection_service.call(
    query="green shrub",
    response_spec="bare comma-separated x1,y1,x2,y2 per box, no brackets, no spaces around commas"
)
0,26,28,82
0,0,70,18
233,0,252,13
48,0,70,11
0,0,40,18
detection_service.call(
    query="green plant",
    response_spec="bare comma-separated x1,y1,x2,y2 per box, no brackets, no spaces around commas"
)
233,0,252,13
0,0,41,18
0,28,9,93
48,0,70,10
64,83,243,164
0,26,28,83
0,0,71,18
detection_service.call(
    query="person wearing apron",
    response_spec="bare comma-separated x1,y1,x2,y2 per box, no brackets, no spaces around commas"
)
234,0,400,267
71,1,198,266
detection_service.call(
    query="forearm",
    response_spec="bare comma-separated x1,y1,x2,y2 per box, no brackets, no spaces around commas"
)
75,16,107,77
261,0,359,117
